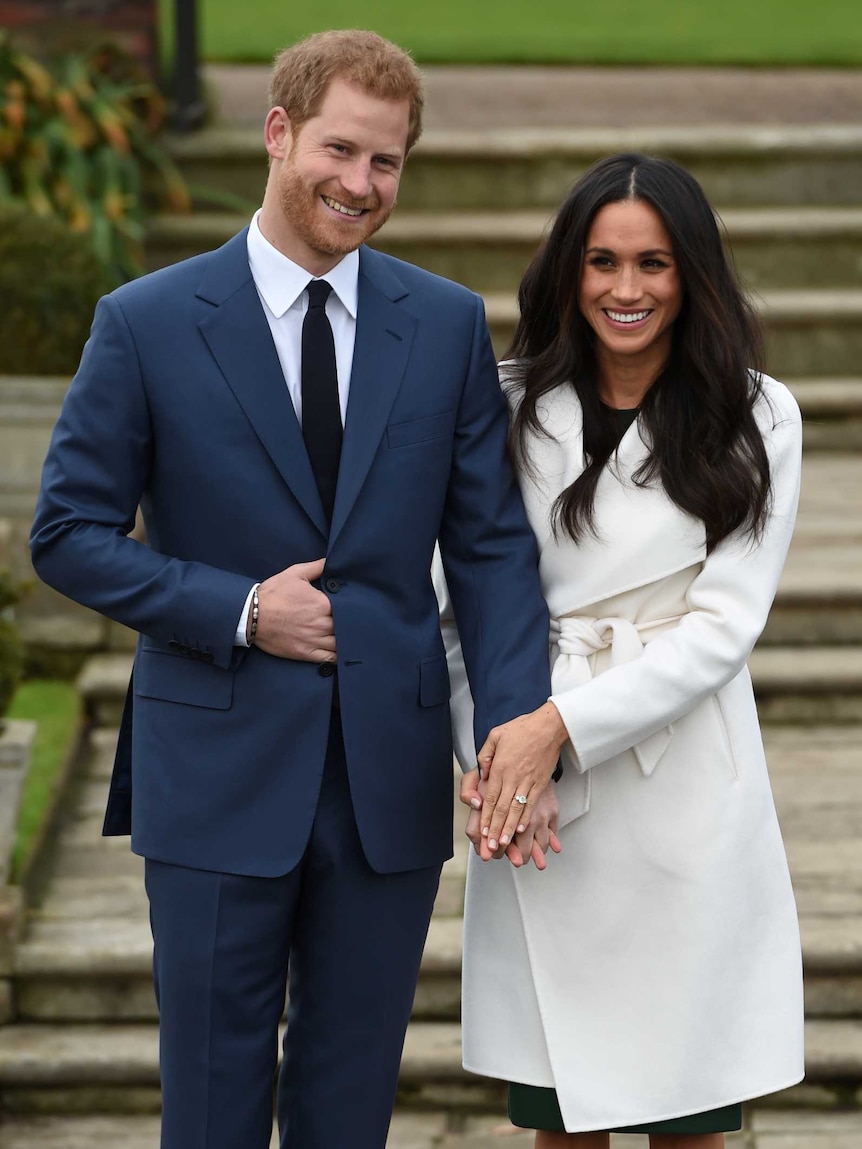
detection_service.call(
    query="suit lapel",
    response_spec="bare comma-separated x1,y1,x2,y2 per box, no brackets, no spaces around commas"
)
328,249,416,549
196,230,328,537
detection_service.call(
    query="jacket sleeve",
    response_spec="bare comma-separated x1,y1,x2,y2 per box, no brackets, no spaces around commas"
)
30,294,254,670
550,382,803,772
436,297,551,751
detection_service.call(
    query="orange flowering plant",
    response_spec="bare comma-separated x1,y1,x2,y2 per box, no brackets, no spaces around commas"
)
0,34,190,281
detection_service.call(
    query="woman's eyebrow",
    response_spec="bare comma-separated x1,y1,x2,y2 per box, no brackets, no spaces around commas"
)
585,246,674,258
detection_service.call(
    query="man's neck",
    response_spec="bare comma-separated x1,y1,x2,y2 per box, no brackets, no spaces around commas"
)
257,203,344,278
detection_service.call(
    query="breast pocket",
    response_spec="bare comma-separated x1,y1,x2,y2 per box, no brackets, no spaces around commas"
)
387,410,456,450
134,648,234,710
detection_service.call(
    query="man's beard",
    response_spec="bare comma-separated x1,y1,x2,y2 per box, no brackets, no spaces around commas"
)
277,162,393,257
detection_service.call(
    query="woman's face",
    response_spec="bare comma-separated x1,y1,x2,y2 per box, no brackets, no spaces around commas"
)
578,198,683,372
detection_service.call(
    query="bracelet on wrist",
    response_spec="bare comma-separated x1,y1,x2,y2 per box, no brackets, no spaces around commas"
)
249,585,259,645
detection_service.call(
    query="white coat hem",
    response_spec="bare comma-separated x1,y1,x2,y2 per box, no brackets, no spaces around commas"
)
461,1065,806,1134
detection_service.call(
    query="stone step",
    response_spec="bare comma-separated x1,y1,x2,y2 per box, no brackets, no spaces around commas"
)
166,124,862,211
77,645,862,731
12,726,862,1025
763,544,862,646
4,1111,862,1149
12,905,862,1024
485,289,862,378
749,648,862,723
12,913,463,1024
0,1019,860,1115
2,1111,862,1149
145,207,862,292
0,1112,449,1149
0,1113,856,1149
789,379,862,452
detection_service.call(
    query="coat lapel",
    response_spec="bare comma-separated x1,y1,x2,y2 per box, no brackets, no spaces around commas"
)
328,248,416,549
196,230,328,537
523,390,706,612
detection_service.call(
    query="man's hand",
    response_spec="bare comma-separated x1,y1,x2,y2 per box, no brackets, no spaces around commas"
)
460,769,561,869
251,558,337,662
477,703,568,852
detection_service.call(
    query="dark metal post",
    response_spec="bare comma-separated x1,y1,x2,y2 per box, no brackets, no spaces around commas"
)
172,0,206,132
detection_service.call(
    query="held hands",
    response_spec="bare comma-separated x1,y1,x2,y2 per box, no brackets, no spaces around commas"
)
250,558,337,662
476,703,569,852
461,769,562,870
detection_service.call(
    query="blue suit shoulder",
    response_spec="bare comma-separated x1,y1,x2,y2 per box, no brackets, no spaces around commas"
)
108,248,215,312
361,246,480,310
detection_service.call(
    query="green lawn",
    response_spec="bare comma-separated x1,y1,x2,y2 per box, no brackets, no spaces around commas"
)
6,680,80,880
161,0,862,65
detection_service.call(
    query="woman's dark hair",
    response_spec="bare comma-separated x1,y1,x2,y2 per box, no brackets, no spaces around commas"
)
507,152,771,552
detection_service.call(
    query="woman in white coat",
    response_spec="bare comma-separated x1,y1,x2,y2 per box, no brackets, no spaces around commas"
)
438,153,804,1147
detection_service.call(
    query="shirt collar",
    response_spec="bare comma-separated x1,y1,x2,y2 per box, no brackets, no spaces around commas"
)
247,210,359,320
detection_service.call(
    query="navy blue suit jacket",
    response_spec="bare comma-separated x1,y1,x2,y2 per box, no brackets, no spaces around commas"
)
31,230,551,876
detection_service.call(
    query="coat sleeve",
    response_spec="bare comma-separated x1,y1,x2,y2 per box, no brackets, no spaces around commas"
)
436,300,551,752
30,294,254,670
550,381,803,773
432,548,477,774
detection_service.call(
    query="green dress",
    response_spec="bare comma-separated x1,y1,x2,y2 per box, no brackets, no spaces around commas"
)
508,1083,742,1135
507,404,743,1137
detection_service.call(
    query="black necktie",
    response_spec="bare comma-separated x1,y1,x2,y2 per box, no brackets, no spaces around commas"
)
301,279,342,525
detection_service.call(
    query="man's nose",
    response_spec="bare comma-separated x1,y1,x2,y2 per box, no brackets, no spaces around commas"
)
340,160,373,200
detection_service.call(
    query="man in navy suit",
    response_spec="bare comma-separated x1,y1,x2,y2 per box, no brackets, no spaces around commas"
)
31,29,559,1149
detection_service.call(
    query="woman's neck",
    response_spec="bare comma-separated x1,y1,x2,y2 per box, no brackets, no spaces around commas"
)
595,345,667,409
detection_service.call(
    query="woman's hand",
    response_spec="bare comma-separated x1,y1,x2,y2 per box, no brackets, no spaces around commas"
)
511,783,562,871
477,703,569,851
461,770,508,861
460,769,562,868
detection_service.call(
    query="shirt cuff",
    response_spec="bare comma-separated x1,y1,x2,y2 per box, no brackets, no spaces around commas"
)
234,584,260,647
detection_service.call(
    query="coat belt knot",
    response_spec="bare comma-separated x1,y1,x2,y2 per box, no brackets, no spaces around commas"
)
548,613,684,826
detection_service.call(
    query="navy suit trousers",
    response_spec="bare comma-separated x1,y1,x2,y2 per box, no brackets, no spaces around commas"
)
145,708,443,1149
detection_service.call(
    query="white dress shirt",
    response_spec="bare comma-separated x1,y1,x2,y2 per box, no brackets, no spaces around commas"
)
234,211,360,645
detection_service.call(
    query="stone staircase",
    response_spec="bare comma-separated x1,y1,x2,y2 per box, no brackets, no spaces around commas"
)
155,124,862,386
2,80,862,1149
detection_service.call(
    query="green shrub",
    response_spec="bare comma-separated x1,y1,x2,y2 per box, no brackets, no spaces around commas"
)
0,35,190,282
0,203,113,375
0,572,24,726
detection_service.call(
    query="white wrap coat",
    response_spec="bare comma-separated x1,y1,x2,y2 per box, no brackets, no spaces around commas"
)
436,371,805,1132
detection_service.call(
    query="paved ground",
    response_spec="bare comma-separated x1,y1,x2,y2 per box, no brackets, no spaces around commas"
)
2,1109,860,1148
206,64,862,129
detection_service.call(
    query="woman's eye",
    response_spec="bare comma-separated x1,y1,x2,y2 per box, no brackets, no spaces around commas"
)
588,257,614,267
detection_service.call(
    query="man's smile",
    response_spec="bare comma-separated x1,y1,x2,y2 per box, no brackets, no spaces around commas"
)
321,195,368,218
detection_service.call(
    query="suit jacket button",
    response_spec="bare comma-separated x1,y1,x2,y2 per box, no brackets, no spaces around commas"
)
178,643,190,655
190,648,201,660
325,577,342,594
201,651,214,664
168,640,180,651
318,662,335,678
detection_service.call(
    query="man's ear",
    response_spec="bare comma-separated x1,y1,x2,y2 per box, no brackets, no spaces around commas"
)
264,107,292,161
